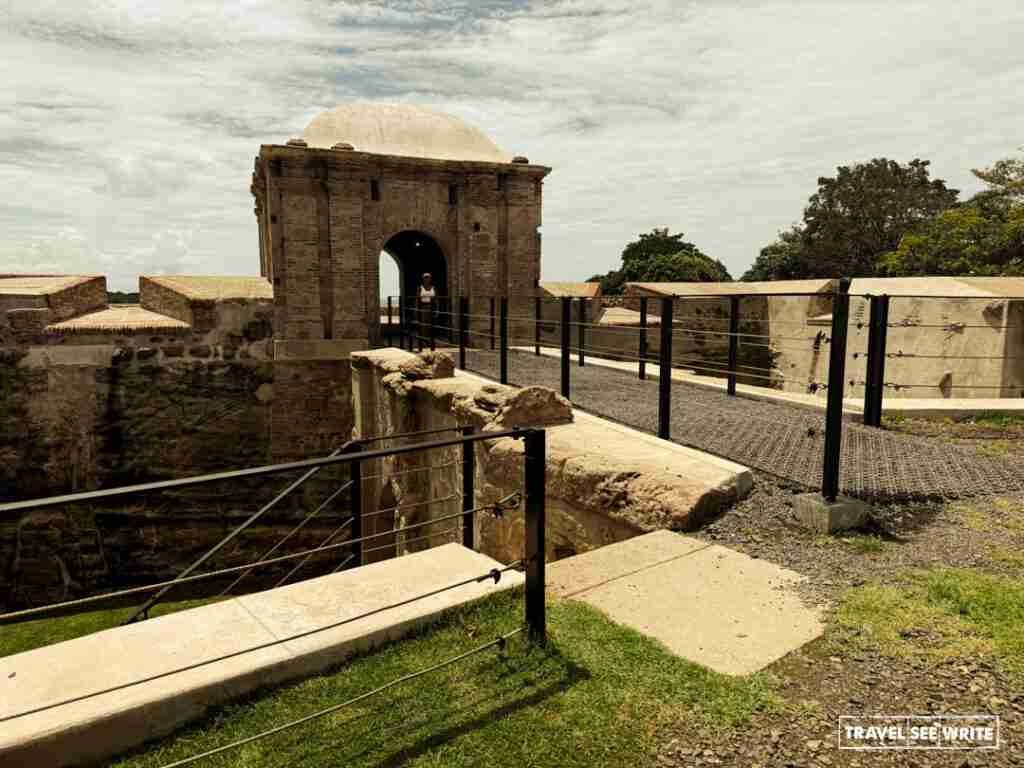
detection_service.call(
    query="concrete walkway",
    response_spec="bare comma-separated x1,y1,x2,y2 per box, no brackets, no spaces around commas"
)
548,531,824,676
0,544,521,768
516,346,1024,419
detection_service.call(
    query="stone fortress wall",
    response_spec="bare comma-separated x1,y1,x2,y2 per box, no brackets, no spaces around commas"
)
541,278,1024,400
0,274,354,609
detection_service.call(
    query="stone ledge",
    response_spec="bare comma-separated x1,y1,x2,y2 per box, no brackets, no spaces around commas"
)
0,544,520,768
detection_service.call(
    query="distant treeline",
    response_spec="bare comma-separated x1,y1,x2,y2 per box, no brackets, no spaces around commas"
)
589,151,1023,292
107,291,140,304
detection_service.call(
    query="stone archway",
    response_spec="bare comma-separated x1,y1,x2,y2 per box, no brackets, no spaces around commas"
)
383,230,449,303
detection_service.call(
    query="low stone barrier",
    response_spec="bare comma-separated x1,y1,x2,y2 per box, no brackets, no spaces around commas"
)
350,348,752,564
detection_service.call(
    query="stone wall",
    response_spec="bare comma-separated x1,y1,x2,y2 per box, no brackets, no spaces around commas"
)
349,348,747,565
0,304,356,610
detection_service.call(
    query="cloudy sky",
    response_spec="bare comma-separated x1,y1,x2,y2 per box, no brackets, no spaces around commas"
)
2,1,1022,291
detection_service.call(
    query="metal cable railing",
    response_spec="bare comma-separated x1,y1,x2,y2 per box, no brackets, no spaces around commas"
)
0,428,532,624
0,561,526,724
390,288,1020,502
156,627,525,768
1,424,551,768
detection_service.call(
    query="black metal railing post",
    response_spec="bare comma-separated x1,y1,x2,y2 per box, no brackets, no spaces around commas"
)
862,294,890,428
396,297,405,350
727,295,740,396
428,297,436,351
638,296,648,380
462,425,475,549
489,297,496,350
402,297,410,351
577,298,586,366
458,296,468,370
499,298,509,384
822,278,852,501
658,297,673,439
523,428,546,645
560,297,571,399
534,295,541,356
349,443,364,566
413,297,422,352
387,296,394,346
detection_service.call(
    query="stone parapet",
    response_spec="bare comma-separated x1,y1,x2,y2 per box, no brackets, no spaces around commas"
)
349,348,752,565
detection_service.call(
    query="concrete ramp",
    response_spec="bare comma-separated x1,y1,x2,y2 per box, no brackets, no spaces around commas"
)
0,544,522,768
548,531,824,675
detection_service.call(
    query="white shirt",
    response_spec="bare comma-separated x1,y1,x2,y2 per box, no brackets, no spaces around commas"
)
419,285,436,304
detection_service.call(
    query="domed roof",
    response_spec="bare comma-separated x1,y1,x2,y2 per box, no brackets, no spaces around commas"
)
301,103,512,163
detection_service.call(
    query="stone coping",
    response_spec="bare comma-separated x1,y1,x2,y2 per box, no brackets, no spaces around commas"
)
141,275,273,302
0,275,101,296
0,544,521,768
45,305,190,333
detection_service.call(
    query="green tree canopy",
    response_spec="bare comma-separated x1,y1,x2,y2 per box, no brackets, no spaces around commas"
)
880,151,1024,277
588,228,731,293
742,158,959,280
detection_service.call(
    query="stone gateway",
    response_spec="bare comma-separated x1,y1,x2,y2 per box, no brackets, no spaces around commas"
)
250,103,551,355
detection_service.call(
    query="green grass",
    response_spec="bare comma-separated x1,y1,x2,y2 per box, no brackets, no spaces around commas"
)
811,532,886,554
962,412,1024,429
0,598,220,658
829,569,1024,679
951,496,1024,534
97,592,777,768
842,533,886,554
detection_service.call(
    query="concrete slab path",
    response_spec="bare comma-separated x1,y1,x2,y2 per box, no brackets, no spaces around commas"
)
548,530,824,676
0,544,522,768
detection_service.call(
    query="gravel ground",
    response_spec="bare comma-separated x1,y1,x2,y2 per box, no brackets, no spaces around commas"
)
464,348,1024,502
464,348,1024,765
693,471,1024,608
658,478,1024,767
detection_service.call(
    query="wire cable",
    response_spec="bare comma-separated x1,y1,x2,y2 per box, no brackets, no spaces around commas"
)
154,626,527,768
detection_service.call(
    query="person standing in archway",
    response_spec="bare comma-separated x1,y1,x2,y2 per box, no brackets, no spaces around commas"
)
417,272,436,351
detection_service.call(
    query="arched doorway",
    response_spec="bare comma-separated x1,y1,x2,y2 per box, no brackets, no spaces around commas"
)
382,230,448,302
381,231,449,347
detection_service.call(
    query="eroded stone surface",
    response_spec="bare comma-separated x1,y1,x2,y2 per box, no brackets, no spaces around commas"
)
350,349,752,564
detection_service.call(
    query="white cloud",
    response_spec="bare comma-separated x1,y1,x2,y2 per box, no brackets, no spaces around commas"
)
1,0,1023,289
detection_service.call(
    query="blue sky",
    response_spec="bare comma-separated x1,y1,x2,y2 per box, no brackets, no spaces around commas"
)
2,0,1023,290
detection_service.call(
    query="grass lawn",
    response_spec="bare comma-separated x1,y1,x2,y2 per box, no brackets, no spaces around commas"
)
829,567,1024,680
0,598,220,658
23,591,784,768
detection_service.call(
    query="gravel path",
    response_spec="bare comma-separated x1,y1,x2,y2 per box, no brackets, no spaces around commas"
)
465,348,1024,502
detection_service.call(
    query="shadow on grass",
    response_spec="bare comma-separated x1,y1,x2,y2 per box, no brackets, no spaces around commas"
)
278,647,591,768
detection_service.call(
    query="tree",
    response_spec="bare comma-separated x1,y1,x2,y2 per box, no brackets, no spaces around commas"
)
588,228,730,293
880,151,1024,277
741,227,805,281
743,158,959,280
972,152,1024,200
